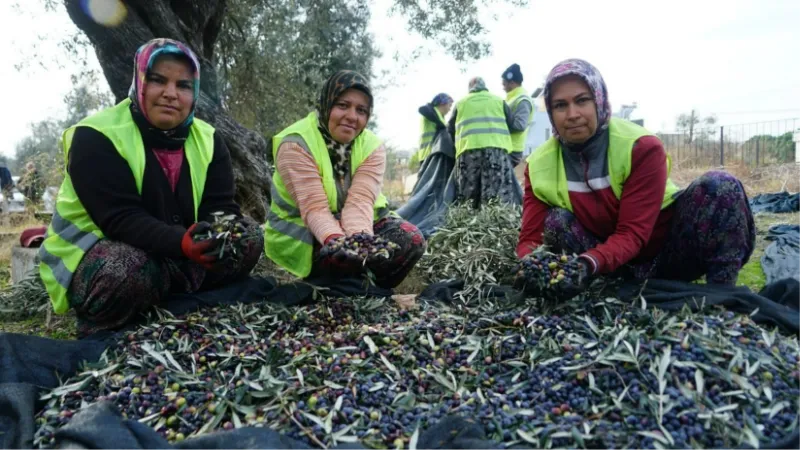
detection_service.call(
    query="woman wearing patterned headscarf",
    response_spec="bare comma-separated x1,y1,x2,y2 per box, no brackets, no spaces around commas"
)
38,38,262,336
516,59,754,298
266,70,426,288
447,77,523,208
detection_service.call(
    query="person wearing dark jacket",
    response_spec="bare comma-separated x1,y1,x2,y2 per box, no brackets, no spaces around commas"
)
38,39,262,335
410,93,453,171
396,94,459,234
1,163,14,192
447,77,523,207
516,59,755,298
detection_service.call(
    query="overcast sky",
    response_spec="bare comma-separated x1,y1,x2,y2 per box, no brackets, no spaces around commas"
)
2,0,799,158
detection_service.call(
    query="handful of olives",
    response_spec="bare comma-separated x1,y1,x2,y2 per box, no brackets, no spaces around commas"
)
320,234,400,262
192,212,254,259
515,247,584,295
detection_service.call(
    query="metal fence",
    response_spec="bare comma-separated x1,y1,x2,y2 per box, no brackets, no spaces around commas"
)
657,118,798,168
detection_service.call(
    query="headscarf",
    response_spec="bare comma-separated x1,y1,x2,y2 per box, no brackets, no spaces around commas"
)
468,77,487,93
542,58,611,143
430,93,453,106
316,70,374,180
128,38,201,147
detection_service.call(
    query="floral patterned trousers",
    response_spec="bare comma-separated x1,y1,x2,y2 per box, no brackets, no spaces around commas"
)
541,171,756,285
68,218,263,336
456,147,522,208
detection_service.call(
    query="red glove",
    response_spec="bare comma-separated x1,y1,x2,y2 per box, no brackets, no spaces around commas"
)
181,222,222,270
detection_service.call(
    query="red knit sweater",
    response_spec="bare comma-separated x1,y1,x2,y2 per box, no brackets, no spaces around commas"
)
517,136,676,274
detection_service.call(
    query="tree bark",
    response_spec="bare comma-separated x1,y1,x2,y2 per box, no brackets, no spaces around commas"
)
63,0,271,221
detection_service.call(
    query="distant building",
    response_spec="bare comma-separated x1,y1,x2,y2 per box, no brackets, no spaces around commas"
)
523,109,552,157
523,91,550,157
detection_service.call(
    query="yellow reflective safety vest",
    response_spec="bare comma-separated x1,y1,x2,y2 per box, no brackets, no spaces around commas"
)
506,86,535,153
527,118,681,212
265,112,389,278
413,108,446,165
454,91,512,157
39,98,216,315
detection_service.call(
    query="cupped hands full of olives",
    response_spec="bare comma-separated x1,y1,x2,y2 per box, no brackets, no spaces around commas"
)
321,234,400,261
192,212,254,258
515,247,584,294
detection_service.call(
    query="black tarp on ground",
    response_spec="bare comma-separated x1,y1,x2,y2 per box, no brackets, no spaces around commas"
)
749,192,800,214
395,153,457,238
396,128,457,238
44,403,500,450
616,278,800,333
762,224,800,285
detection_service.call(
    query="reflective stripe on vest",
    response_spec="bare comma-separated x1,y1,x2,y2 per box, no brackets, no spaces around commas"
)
527,117,681,212
414,108,445,164
454,91,512,157
265,111,389,278
39,98,215,314
416,118,437,163
39,210,102,289
506,86,534,153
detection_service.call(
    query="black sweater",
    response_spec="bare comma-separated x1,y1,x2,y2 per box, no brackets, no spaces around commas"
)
67,125,240,260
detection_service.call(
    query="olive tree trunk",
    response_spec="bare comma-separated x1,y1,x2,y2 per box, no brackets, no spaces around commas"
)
63,0,271,220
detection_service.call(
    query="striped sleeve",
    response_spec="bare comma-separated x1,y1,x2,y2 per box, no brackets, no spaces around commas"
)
341,145,386,236
275,141,344,244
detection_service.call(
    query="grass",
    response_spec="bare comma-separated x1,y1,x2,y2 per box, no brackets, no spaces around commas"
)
0,313,77,339
0,208,72,338
737,211,800,292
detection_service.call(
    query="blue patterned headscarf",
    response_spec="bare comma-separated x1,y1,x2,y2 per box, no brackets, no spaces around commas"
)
430,93,453,106
128,38,201,140
542,59,611,141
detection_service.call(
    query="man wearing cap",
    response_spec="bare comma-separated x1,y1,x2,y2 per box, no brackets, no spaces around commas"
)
502,63,535,167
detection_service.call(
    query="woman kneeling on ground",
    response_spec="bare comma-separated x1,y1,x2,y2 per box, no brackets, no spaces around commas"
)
516,58,755,297
266,70,426,288
39,39,262,335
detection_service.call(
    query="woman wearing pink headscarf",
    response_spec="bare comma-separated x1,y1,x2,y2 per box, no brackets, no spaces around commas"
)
517,59,754,298
39,39,262,335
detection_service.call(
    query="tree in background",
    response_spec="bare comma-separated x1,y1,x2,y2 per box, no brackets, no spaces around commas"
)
676,109,718,143
14,69,113,190
390,0,529,62
382,146,412,203
745,132,795,163
216,0,379,149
